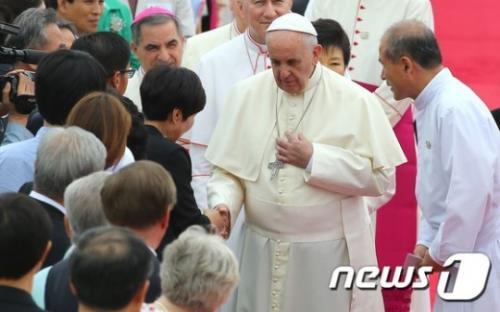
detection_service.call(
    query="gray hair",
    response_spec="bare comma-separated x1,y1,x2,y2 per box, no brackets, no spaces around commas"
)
382,19,442,69
64,171,111,243
303,33,318,48
131,14,182,45
4,8,58,50
34,126,107,200
161,226,239,312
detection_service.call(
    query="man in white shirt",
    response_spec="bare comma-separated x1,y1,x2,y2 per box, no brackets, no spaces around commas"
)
379,20,500,312
124,7,185,110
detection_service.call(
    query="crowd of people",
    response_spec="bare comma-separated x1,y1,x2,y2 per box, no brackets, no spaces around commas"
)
0,1,499,312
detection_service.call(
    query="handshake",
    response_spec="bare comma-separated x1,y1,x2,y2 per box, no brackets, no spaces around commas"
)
204,205,231,239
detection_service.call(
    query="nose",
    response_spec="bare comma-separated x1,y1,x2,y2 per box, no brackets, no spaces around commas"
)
92,1,103,15
158,47,172,63
262,1,278,19
380,69,386,81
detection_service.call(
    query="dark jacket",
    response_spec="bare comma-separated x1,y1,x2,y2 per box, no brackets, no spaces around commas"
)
0,285,44,312
145,125,211,257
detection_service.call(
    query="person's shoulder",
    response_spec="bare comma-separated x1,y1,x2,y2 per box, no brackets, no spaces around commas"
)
0,136,37,159
187,23,231,47
230,69,275,94
199,33,244,65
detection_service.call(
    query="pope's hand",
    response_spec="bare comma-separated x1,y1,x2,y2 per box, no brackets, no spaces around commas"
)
205,205,231,239
276,131,313,169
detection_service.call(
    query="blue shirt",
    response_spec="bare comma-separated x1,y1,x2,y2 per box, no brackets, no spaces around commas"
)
0,127,49,193
0,121,34,146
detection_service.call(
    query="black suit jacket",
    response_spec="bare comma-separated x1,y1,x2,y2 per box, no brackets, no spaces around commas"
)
44,252,161,312
145,125,211,257
0,285,44,312
33,199,70,269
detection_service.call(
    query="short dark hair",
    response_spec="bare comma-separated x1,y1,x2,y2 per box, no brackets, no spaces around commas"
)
0,193,52,279
382,20,442,69
141,65,205,121
72,32,131,77
312,18,351,66
35,49,107,125
69,226,153,310
101,160,177,229
44,0,73,10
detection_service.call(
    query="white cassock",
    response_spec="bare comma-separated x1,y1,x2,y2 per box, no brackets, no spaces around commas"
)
206,65,407,312
414,68,500,312
134,0,196,37
124,67,145,111
305,0,434,88
190,30,271,209
181,21,241,71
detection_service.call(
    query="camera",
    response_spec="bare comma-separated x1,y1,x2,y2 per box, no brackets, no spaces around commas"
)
0,71,36,114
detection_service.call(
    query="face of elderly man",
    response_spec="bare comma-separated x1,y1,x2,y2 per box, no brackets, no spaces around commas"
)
378,38,413,101
239,0,292,43
132,19,184,72
267,30,322,94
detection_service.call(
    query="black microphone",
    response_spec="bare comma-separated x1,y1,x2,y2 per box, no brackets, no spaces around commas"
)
0,47,47,65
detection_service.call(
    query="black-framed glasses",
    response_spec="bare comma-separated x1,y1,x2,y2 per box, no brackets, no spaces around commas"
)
119,68,136,78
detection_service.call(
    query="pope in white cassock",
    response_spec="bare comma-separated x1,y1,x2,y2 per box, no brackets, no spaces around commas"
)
379,20,500,312
206,13,407,312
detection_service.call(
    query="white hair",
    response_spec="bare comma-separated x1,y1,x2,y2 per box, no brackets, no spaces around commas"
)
161,226,240,312
34,126,107,200
64,171,111,243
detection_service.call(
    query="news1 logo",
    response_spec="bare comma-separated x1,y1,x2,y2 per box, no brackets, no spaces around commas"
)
329,253,491,301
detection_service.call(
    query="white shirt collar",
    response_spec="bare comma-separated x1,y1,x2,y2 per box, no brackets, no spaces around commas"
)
29,190,66,215
414,67,451,111
244,29,267,54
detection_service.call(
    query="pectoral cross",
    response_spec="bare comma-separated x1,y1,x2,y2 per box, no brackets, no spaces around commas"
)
268,159,284,180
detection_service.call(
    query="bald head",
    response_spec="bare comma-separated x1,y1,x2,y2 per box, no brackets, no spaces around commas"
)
381,19,442,69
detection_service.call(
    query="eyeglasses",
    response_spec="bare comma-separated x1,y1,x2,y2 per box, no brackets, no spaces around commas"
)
119,68,136,78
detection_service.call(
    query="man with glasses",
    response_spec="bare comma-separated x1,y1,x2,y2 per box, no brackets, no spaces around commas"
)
72,32,134,95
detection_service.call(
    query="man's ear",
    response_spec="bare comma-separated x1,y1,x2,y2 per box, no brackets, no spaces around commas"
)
64,216,73,241
131,42,138,55
132,280,150,305
312,44,322,64
400,56,413,73
57,0,70,14
109,71,122,90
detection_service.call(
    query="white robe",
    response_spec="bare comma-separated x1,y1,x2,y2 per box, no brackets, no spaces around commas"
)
305,0,434,87
190,30,271,209
206,65,407,312
181,21,241,71
414,68,500,312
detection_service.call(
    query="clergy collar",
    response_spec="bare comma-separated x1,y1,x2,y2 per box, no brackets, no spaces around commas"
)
244,29,267,54
230,20,242,39
304,64,322,93
414,67,451,112
30,190,66,215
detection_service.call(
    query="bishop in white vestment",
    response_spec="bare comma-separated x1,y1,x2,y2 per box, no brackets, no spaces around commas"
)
190,0,293,209
206,14,407,312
